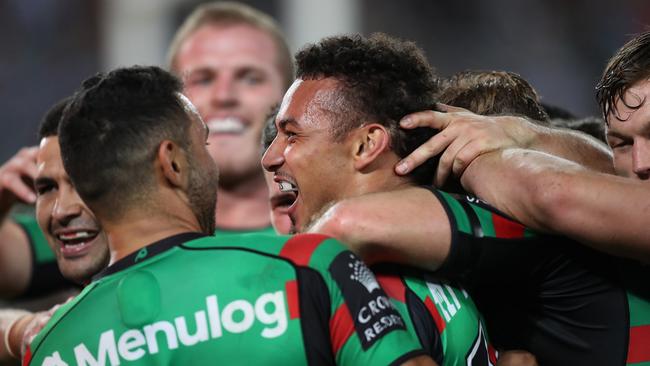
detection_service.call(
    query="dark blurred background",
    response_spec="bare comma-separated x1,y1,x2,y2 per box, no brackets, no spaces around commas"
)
1,0,648,162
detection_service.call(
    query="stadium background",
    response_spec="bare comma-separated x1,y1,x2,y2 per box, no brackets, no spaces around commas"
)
0,0,648,162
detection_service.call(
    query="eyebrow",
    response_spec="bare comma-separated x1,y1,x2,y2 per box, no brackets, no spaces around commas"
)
606,129,629,139
277,118,297,130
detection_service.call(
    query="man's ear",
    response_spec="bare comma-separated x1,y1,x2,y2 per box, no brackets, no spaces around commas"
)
157,140,187,189
352,123,390,171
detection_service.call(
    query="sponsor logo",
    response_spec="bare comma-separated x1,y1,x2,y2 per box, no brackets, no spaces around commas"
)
330,253,406,350
40,291,287,366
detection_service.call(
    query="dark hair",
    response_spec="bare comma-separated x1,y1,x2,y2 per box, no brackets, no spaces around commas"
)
548,116,607,144
440,70,549,123
58,66,192,218
541,102,576,121
295,33,440,184
596,31,650,122
38,97,73,139
261,107,278,152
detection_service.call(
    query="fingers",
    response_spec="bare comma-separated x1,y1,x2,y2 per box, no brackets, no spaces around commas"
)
396,129,457,175
0,147,39,203
435,103,469,113
400,110,451,130
435,137,473,187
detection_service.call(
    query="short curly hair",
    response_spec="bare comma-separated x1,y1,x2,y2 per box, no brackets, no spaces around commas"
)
596,31,650,122
295,33,440,184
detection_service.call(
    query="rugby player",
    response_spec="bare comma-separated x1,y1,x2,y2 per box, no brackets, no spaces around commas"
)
25,66,434,366
1,98,110,361
263,34,628,365
168,2,293,234
394,31,650,365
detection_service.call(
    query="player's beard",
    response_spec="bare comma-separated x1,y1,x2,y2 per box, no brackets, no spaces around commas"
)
187,155,219,235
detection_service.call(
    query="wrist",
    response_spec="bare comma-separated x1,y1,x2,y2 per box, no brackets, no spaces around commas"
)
3,312,31,359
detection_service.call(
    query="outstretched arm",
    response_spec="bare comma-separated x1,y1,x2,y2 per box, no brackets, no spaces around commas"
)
461,148,650,261
395,105,613,186
307,187,451,271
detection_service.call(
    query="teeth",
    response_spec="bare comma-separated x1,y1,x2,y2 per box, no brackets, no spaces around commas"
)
207,117,245,134
58,231,94,240
278,181,298,193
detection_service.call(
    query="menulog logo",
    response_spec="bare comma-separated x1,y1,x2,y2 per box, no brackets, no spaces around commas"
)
40,291,287,366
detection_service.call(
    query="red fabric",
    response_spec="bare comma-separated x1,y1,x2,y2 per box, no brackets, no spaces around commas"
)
376,274,407,302
285,280,300,319
424,296,446,333
22,345,31,366
627,325,650,363
492,213,525,238
279,234,328,266
330,304,355,355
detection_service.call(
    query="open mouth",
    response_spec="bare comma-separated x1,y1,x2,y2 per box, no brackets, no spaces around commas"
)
55,230,99,257
278,181,299,194
207,117,246,134
274,176,300,218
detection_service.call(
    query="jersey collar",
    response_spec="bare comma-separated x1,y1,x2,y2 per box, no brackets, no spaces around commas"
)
92,232,207,281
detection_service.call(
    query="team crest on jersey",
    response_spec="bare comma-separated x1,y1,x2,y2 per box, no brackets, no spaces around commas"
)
330,252,406,350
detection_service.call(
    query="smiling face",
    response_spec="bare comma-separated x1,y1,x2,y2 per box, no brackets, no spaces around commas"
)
262,78,355,232
175,23,286,186
606,78,650,181
34,137,109,284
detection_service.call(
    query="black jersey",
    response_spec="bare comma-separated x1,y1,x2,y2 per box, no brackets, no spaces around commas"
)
429,188,628,365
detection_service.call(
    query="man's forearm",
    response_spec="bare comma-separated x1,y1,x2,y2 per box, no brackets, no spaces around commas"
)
462,148,650,261
528,124,614,174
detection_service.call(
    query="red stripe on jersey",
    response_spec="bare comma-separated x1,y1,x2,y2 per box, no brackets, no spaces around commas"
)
279,234,328,266
285,280,300,319
488,342,498,365
22,345,31,366
627,325,650,363
330,304,355,355
424,296,446,333
376,274,407,302
492,213,525,238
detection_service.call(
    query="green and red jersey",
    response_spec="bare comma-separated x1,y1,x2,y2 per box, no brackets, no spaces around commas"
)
26,232,425,365
429,188,631,365
376,268,496,366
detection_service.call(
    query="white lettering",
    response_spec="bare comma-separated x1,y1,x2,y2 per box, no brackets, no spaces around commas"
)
176,311,209,346
50,292,288,365
206,295,222,338
428,283,455,321
42,351,68,366
143,321,178,354
357,295,392,324
74,330,119,366
358,307,371,324
117,330,145,361
255,291,287,338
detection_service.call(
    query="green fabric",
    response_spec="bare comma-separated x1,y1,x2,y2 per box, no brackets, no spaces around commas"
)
214,226,277,236
29,234,421,365
12,214,55,263
404,277,489,366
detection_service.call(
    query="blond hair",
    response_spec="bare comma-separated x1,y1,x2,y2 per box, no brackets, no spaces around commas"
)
167,1,294,88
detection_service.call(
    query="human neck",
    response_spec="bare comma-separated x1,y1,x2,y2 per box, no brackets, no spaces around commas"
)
215,174,271,230
349,154,414,196
102,206,202,265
